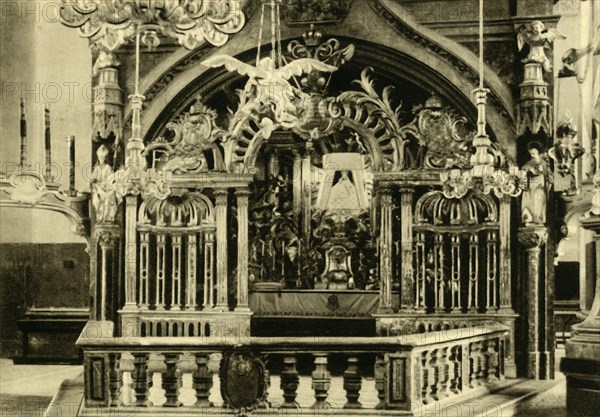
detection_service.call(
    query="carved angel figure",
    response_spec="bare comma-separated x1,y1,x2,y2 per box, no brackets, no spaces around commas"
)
518,21,566,72
203,55,337,128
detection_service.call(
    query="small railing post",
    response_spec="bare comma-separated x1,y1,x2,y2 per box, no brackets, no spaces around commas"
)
343,356,362,409
280,356,299,409
192,354,213,407
162,353,182,407
311,353,331,409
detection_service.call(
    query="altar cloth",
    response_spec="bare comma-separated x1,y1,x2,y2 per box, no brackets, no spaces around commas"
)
249,290,399,317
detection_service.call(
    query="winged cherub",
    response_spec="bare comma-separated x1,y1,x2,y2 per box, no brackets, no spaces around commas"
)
203,55,338,128
518,21,566,72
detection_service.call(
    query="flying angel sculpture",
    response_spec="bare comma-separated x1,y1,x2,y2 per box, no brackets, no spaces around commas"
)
517,21,566,72
203,55,338,128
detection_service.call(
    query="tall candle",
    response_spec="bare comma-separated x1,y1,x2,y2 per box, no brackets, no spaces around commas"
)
20,97,27,168
67,135,76,196
44,104,52,181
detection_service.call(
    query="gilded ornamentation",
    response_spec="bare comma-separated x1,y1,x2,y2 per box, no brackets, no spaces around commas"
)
138,192,214,227
147,96,226,173
59,0,246,51
204,55,337,130
400,96,472,169
414,190,498,226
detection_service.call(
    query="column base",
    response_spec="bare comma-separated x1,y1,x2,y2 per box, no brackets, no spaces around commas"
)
528,351,541,379
213,304,229,312
561,358,600,417
376,307,394,315
234,306,252,313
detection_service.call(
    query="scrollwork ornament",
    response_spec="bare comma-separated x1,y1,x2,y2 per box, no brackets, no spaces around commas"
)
59,0,246,51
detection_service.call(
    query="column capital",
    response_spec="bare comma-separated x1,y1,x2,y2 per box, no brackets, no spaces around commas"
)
215,188,229,203
92,223,120,241
235,188,252,198
399,187,414,194
517,226,547,249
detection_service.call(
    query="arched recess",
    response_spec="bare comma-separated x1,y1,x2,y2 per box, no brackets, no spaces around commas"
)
133,0,517,159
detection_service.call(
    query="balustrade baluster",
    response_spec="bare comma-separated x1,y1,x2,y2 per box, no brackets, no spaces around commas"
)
486,339,499,383
192,354,213,407
311,353,331,409
186,234,197,309
415,232,426,312
156,234,166,309
421,351,433,404
476,342,487,383
434,235,445,312
139,232,150,308
171,235,182,310
448,346,460,395
203,232,215,309
343,356,362,409
131,353,152,407
437,348,450,400
429,349,441,401
280,356,299,408
469,342,483,388
162,353,182,407
486,231,499,312
468,234,479,312
108,353,122,407
374,355,386,409
450,234,461,312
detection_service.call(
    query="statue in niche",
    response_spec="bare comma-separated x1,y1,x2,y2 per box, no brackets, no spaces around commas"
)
91,145,118,223
521,142,549,225
316,153,369,211
328,171,361,210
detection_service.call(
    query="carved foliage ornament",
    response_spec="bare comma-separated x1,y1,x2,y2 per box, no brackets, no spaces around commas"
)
59,0,246,51
399,97,472,169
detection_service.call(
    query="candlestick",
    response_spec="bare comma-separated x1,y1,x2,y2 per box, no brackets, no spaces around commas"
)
67,135,77,196
44,104,53,181
20,96,27,168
